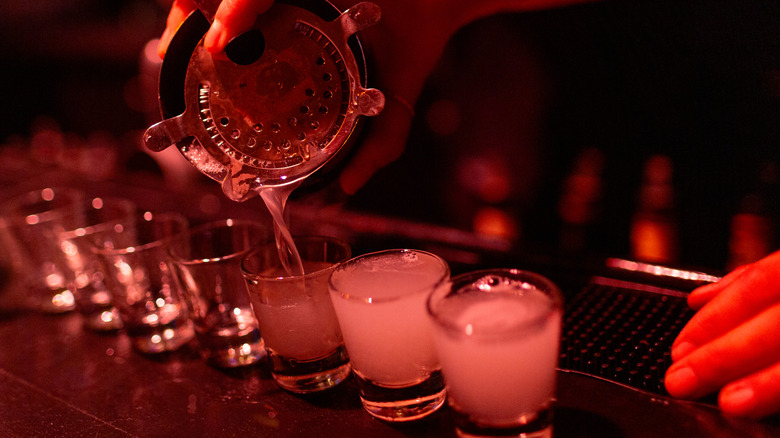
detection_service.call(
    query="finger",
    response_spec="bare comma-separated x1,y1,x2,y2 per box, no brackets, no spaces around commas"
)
158,0,199,58
671,251,780,360
338,100,414,195
665,302,780,400
687,264,749,310
719,361,780,419
203,0,274,55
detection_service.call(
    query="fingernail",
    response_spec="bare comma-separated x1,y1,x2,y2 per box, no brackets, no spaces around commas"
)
687,288,701,300
665,365,699,398
720,382,755,414
671,341,696,361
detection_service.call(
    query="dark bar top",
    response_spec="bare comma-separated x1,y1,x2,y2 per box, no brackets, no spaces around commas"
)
2,310,779,438
1,171,779,437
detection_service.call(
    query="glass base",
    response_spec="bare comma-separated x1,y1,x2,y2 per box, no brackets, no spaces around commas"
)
38,288,76,314
453,405,554,438
357,371,446,422
81,308,123,332
74,285,121,331
127,319,195,354
273,362,352,393
197,328,266,368
269,345,351,393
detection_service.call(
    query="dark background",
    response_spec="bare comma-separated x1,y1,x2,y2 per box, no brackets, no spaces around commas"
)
1,0,778,272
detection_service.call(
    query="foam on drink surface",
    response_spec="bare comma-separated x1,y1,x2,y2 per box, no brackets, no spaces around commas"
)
334,251,444,300
432,281,561,424
444,286,553,334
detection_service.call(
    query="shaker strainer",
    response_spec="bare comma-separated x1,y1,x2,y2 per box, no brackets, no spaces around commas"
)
144,0,385,201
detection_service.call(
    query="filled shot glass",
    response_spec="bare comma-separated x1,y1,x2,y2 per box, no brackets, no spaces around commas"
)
427,269,563,438
329,249,450,422
169,219,268,368
55,197,137,331
241,236,352,393
93,212,194,354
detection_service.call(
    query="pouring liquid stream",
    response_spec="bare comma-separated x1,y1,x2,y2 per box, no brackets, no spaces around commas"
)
259,184,305,277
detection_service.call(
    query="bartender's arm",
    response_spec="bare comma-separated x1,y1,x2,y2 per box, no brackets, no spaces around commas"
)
157,0,595,195
666,250,780,418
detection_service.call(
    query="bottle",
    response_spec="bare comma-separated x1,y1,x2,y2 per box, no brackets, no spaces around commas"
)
630,154,678,264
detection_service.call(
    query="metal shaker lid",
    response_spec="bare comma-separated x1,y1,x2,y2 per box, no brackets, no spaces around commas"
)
144,1,385,201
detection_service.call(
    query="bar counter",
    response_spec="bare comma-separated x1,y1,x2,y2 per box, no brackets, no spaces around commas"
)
1,173,779,437
2,308,779,437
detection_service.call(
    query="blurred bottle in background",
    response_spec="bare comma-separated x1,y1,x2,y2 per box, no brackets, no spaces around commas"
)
630,154,678,264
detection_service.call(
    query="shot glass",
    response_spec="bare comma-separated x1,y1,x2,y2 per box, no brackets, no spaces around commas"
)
55,197,137,331
92,212,194,354
427,269,563,438
328,249,451,422
0,187,85,313
169,219,269,368
241,236,352,393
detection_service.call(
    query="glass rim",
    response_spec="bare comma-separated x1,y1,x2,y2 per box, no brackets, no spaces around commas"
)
328,248,451,304
59,197,137,239
240,235,352,281
0,186,85,226
91,211,188,255
427,268,563,338
169,218,270,264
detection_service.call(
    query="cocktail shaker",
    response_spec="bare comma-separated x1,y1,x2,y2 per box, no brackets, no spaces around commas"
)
143,1,385,201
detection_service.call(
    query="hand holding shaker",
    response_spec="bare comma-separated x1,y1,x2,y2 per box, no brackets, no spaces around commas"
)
144,1,385,201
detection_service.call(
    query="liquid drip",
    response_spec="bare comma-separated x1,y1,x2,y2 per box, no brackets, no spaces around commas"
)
259,184,305,277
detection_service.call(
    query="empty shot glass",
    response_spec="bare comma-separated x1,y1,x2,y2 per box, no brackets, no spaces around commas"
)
93,212,194,354
0,218,20,311
55,197,137,331
0,187,85,313
169,219,269,368
427,269,563,438
241,236,352,393
329,249,451,422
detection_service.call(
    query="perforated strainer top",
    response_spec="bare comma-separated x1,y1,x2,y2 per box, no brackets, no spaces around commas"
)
144,2,384,201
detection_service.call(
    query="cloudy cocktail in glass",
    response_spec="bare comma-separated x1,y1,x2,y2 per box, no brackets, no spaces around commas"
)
427,269,563,438
242,236,352,393
329,249,450,421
